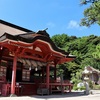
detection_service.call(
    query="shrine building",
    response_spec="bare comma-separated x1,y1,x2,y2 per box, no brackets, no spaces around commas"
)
0,20,75,96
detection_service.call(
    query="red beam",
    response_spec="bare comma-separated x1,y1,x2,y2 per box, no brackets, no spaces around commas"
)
20,48,43,58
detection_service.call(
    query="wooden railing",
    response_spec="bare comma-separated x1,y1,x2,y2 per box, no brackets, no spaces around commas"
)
38,80,73,94
1,83,22,96
0,76,7,95
49,80,73,94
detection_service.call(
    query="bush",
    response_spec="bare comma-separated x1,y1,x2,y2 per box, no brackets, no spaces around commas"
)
80,86,86,90
71,70,83,86
73,86,79,90
73,86,86,91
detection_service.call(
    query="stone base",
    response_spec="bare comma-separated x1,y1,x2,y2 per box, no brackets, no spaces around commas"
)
10,94,17,97
84,90,93,95
84,90,89,95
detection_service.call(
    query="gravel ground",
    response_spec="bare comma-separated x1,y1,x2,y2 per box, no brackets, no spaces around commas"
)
0,90,100,100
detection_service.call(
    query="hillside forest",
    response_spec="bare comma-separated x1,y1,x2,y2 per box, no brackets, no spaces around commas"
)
51,34,100,80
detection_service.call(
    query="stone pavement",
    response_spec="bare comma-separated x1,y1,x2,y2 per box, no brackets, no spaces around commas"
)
0,90,100,100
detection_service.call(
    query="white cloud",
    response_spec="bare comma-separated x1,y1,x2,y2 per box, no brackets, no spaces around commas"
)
46,22,55,28
67,20,79,28
67,20,87,30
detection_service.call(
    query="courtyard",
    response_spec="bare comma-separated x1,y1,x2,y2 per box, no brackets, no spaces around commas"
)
0,90,100,100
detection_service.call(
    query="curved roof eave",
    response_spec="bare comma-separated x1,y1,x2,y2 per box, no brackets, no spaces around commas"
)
0,32,71,57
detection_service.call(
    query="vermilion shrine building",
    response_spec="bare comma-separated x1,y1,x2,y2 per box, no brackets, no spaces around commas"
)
0,20,75,96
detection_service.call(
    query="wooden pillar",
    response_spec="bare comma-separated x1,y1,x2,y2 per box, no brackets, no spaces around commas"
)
0,46,3,63
10,55,17,96
46,64,50,89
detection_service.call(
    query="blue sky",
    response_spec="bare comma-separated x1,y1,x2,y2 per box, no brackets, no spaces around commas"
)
0,0,100,37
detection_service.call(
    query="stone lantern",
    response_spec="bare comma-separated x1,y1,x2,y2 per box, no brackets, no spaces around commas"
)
82,67,92,95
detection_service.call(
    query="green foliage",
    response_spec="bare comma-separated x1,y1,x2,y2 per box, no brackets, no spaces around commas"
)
92,44,100,61
73,86,86,90
73,86,79,90
51,34,70,48
80,86,86,90
80,0,100,27
71,70,83,86
51,34,100,80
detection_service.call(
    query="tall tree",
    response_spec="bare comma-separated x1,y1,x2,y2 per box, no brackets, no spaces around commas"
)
92,44,100,61
51,34,100,79
80,0,100,27
51,34,69,48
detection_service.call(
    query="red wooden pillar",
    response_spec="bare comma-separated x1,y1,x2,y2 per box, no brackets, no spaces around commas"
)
10,55,17,96
46,64,50,89
0,46,3,63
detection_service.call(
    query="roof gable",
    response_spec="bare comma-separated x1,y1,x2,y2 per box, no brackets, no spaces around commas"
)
0,20,33,36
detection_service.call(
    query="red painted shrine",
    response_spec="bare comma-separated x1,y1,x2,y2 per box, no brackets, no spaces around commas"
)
0,20,75,96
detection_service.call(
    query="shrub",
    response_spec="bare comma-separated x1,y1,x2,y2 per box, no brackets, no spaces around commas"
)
73,86,79,90
80,86,86,90
73,86,86,91
71,70,83,86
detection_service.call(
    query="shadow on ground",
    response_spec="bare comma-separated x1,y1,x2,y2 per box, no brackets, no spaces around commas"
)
30,91,88,99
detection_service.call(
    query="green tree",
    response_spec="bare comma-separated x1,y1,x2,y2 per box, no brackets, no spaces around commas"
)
80,0,100,27
92,44,100,61
51,34,69,48
51,34,100,80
